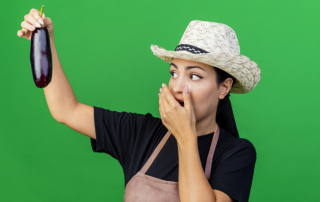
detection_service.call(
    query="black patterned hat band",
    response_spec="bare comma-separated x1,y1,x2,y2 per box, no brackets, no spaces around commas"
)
175,44,209,54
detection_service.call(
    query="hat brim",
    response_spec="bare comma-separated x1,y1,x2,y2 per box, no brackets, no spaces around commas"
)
151,45,261,94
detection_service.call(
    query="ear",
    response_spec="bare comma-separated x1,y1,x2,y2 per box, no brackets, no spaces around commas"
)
218,78,233,99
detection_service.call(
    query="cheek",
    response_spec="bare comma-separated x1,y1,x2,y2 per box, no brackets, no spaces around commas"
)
191,91,210,109
190,83,215,100
190,83,218,111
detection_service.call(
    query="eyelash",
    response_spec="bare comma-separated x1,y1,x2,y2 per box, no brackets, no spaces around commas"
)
169,71,203,80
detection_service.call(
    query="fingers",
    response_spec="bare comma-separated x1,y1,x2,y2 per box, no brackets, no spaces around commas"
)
17,28,29,37
183,86,192,112
24,13,42,28
159,86,170,110
159,90,165,118
30,10,45,26
17,30,23,37
160,84,180,107
18,8,47,38
22,8,45,30
21,21,36,32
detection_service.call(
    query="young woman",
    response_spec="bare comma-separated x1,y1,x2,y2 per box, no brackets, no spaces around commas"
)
18,8,261,202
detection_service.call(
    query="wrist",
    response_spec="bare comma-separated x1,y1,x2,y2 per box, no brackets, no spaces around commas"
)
49,36,55,46
49,35,54,41
176,128,197,147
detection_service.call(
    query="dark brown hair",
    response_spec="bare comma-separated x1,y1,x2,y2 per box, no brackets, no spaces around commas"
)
213,67,239,138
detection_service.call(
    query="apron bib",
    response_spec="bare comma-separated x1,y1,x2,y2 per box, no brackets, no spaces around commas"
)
124,124,220,202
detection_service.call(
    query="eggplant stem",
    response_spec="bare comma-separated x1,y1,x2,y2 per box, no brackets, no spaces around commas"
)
39,5,44,17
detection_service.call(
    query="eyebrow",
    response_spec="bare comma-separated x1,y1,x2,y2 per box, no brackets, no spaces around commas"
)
170,62,206,72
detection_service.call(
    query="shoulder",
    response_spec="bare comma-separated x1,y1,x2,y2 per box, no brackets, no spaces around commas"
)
93,106,166,139
94,106,161,125
218,127,256,161
210,128,257,202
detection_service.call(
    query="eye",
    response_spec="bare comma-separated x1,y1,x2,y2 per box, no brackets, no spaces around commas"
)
190,74,203,80
170,71,178,78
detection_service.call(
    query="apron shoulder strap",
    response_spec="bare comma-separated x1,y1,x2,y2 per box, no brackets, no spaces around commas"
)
205,124,220,180
140,130,171,174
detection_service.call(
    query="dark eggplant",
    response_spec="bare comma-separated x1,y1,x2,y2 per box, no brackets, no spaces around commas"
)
30,26,52,88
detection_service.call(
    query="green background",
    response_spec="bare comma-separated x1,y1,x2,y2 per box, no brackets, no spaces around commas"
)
1,0,319,201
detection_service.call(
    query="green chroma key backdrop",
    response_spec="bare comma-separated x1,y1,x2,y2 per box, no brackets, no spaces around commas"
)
1,0,319,201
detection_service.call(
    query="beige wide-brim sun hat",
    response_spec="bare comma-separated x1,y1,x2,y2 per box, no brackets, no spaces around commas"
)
150,20,261,94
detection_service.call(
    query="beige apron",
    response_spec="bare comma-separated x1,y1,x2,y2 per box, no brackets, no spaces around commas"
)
124,124,220,202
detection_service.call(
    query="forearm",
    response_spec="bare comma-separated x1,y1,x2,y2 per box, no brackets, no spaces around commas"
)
178,133,216,202
43,37,79,122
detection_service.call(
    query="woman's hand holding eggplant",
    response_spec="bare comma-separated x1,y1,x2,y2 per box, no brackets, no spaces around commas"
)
159,84,197,144
17,8,54,40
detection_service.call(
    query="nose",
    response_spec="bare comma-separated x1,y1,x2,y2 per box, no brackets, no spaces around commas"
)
171,76,187,94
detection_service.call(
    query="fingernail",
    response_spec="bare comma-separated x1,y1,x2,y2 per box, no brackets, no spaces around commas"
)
162,83,164,87
158,93,160,97
35,22,41,28
159,88,162,92
184,86,189,93
38,18,44,25
30,25,35,31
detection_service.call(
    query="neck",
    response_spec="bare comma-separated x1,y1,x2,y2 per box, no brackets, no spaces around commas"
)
195,115,217,136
